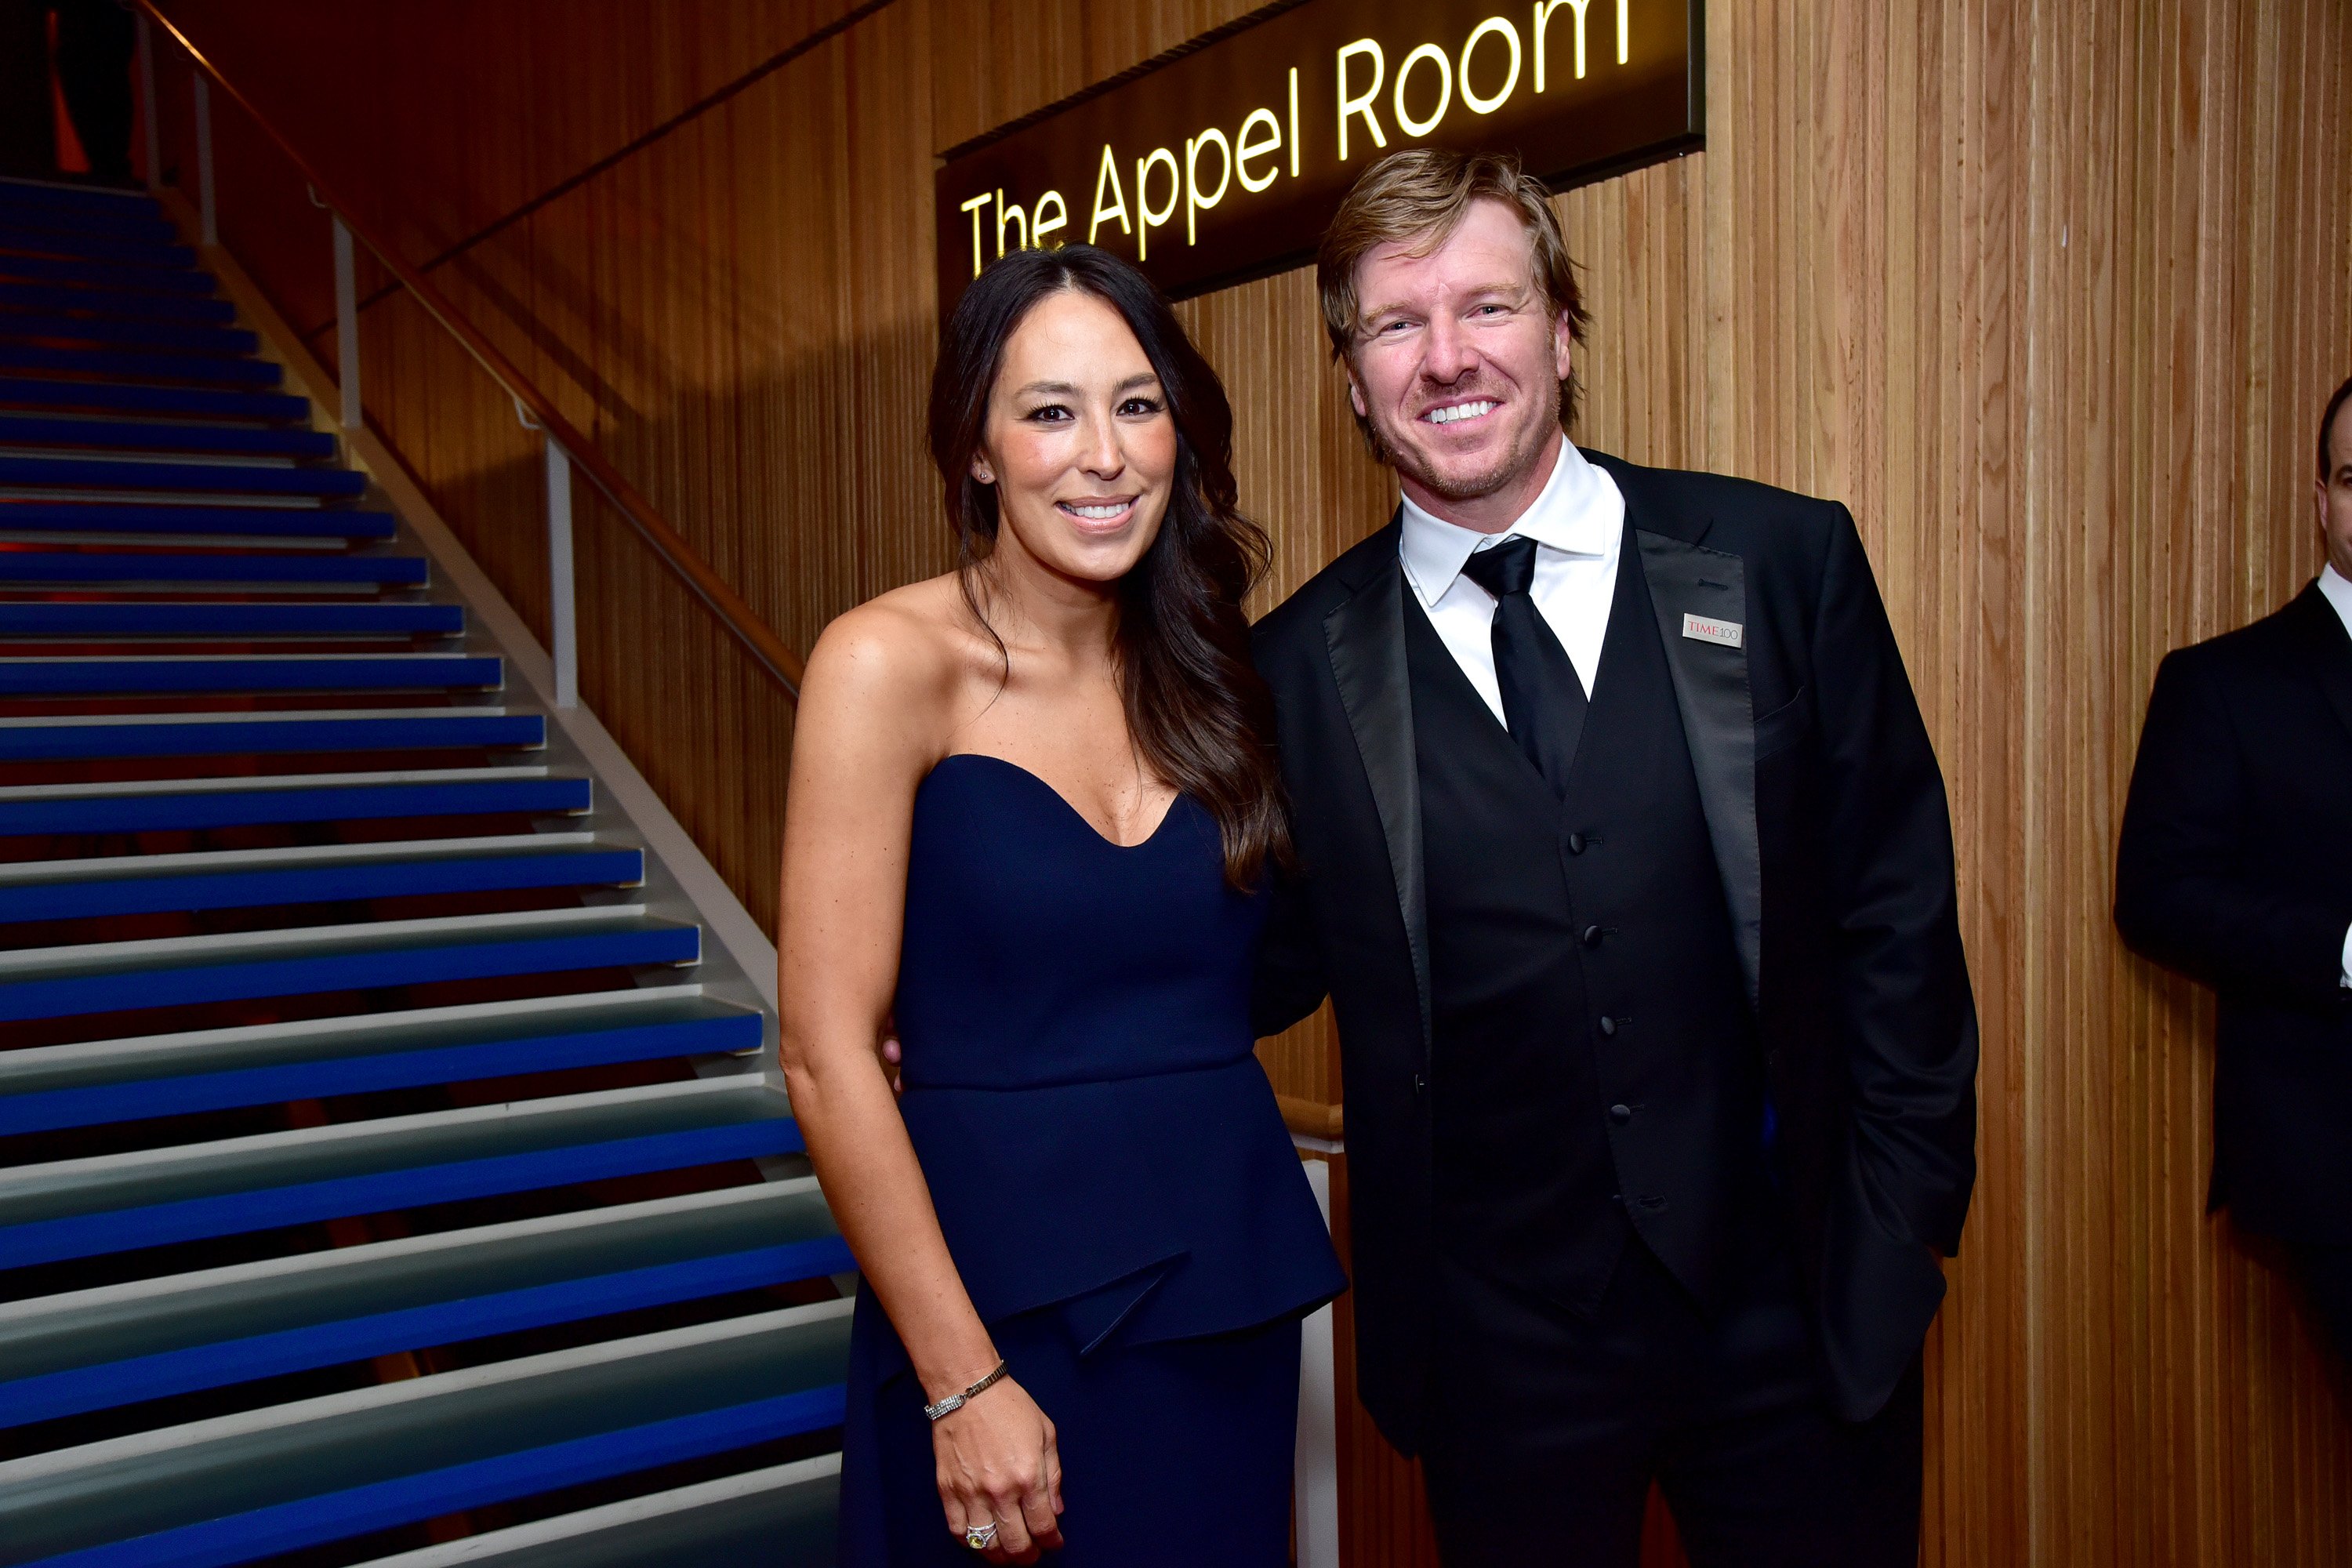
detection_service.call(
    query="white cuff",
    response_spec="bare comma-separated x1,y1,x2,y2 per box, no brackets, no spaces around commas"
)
2342,921,2351,989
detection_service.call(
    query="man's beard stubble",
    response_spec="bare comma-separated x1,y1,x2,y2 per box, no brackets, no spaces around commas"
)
1370,376,1566,504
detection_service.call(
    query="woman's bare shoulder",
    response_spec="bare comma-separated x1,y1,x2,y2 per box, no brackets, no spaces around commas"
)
800,575,976,737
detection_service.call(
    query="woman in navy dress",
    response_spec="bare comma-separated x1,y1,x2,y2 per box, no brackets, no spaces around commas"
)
779,245,1345,1564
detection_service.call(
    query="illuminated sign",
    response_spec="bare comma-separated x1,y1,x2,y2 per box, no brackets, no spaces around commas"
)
935,0,1701,311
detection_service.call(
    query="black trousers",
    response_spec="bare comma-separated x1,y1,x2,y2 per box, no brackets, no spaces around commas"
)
1420,1237,1922,1568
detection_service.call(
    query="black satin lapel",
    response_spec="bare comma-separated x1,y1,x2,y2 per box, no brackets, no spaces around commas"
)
2287,584,2352,747
1635,529,1762,1008
1324,563,1431,1047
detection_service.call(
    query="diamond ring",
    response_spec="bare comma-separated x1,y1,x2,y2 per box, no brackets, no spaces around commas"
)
965,1519,999,1550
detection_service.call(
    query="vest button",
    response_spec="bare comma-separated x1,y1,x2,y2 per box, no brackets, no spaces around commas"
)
1581,924,1605,948
1412,1073,1428,1097
1609,1103,1634,1125
1598,1015,1617,1037
1566,832,1588,855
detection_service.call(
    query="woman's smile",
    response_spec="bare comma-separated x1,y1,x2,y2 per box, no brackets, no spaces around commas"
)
1057,495,1140,532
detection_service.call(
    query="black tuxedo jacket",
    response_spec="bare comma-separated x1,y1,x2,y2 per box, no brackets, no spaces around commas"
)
2114,583,2352,1243
1252,450,1978,1444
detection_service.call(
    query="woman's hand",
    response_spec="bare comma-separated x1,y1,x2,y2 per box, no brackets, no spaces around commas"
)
932,1374,1064,1561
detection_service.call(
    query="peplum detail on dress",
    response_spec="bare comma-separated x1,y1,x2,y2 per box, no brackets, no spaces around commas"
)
855,755,1345,1386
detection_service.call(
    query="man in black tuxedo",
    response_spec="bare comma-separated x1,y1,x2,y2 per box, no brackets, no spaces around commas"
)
2115,374,2352,1371
1252,150,1978,1565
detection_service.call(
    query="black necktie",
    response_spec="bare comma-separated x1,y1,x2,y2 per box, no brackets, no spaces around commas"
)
1459,535,1587,799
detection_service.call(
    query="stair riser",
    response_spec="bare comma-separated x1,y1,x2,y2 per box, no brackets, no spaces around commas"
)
0,345,278,387
0,715,543,762
0,1239,852,1430
0,779,587,836
0,922,686,1022
0,848,639,924
0,605,435,639
0,255,216,295
0,504,392,543
0,659,501,695
0,227,197,268
0,376,308,423
0,283,234,324
0,314,258,355
0,1120,798,1270
0,457,363,498
0,554,425,585
12,1383,847,1568
0,1012,758,1135
0,187,170,226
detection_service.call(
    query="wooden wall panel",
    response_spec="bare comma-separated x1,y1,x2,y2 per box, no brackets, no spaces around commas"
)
152,0,2352,1561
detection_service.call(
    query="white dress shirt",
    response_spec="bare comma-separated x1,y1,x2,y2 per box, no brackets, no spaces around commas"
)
1398,439,1628,721
2321,566,2352,989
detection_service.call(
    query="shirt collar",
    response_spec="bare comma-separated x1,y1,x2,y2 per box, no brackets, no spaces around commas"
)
2320,564,2352,641
1398,438,1621,608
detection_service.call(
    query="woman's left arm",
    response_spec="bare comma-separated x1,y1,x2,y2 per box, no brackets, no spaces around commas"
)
779,613,1064,1562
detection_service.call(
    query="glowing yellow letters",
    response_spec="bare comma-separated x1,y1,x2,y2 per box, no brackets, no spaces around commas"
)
1134,147,1179,260
1460,17,1523,113
1088,144,1131,244
1337,39,1387,161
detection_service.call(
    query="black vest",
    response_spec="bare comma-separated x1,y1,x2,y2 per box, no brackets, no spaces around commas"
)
1408,526,1772,1314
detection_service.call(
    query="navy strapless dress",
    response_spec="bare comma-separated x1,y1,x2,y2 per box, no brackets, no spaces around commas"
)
838,754,1345,1564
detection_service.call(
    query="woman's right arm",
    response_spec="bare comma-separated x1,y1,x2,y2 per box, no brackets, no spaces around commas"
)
778,612,1064,1562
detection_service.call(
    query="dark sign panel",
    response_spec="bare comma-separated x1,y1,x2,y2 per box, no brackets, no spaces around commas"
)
935,0,1702,313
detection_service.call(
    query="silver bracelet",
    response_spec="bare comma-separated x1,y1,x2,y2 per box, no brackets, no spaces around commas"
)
924,1358,1008,1422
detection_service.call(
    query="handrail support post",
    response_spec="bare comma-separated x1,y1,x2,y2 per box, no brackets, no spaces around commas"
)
332,217,361,430
545,438,579,710
192,75,216,246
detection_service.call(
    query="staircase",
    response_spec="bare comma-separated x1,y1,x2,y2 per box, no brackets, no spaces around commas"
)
0,177,849,1566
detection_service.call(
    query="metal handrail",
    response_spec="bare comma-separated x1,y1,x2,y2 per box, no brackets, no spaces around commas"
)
135,0,807,698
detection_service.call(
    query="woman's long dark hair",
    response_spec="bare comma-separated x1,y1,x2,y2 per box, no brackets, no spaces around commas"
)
927,245,1290,887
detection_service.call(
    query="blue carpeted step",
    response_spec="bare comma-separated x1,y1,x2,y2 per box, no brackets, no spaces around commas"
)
0,653,501,695
0,904,697,1026
0,1181,838,1428
0,413,331,458
0,840,642,922
0,252,216,293
0,1299,850,1568
0,205,174,245
0,453,363,497
0,310,259,355
0,503,393,542
0,281,236,323
0,987,746,1136
0,375,307,421
0,770,585,835
0,550,421,585
0,599,442,636
0,1071,771,1271
0,706,541,762
0,342,278,385
0,223,197,269
0,180,165,231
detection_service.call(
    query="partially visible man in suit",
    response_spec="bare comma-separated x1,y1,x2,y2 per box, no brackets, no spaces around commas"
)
1252,148,1978,1566
2116,372,2352,1371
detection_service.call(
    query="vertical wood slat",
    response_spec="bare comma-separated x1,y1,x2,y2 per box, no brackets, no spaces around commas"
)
154,0,2352,1560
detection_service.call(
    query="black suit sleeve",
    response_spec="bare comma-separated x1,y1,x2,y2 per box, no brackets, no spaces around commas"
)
2115,649,2352,1007
1252,866,1330,1039
1812,506,1980,1257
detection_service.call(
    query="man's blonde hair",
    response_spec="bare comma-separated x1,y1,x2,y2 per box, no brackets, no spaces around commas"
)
1316,148,1589,438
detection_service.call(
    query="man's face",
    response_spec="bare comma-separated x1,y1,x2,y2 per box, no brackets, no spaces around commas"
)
1344,198,1576,527
2319,400,2352,581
